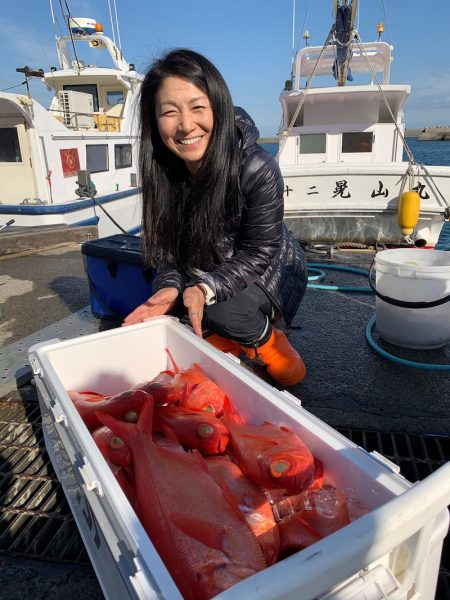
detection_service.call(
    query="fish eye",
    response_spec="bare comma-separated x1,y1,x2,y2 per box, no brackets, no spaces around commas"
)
123,410,138,422
197,424,214,438
109,436,124,449
270,459,291,478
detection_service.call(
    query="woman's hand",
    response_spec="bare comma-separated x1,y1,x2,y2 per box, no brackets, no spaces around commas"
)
183,286,205,336
122,287,179,326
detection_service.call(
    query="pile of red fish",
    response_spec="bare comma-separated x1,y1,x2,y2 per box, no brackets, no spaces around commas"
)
68,354,364,600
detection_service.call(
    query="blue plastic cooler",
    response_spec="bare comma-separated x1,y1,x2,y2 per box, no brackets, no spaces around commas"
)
81,234,155,319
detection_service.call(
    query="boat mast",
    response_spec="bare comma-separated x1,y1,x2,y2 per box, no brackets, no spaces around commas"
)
333,0,358,86
291,0,296,80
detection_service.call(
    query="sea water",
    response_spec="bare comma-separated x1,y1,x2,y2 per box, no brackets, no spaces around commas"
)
261,138,450,167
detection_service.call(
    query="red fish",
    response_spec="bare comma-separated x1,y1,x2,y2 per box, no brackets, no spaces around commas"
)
153,405,229,454
225,420,315,494
206,455,280,565
71,389,150,431
166,350,228,416
96,398,266,600
276,485,351,553
92,425,132,468
133,371,181,405
153,433,187,454
180,379,228,417
264,457,324,508
278,514,322,554
134,350,223,411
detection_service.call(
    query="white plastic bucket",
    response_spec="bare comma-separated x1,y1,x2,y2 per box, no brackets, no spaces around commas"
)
374,249,450,349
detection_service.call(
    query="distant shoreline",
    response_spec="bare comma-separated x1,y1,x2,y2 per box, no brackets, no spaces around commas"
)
259,128,450,144
258,137,278,144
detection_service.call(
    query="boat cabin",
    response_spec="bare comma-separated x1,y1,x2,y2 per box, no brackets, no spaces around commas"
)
0,19,141,207
44,27,140,133
278,42,410,166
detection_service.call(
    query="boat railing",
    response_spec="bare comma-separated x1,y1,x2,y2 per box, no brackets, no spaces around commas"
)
293,41,392,88
49,107,122,132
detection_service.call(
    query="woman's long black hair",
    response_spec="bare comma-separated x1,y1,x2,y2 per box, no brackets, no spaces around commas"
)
138,48,241,271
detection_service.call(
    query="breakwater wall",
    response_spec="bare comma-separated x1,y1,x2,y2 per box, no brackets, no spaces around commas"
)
416,127,450,141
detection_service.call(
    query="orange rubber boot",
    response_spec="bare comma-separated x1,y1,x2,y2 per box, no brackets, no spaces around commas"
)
241,329,306,387
206,333,242,357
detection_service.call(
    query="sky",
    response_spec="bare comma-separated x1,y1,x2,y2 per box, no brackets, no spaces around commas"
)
1,0,449,136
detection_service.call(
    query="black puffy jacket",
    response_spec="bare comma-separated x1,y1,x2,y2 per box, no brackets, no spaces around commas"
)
153,107,308,326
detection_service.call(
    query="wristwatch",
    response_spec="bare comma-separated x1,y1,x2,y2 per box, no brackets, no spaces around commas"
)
195,282,216,306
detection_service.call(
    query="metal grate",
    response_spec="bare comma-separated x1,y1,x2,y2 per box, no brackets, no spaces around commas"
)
0,395,90,564
337,427,450,599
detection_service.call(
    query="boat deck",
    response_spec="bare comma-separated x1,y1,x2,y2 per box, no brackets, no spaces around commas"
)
0,239,449,599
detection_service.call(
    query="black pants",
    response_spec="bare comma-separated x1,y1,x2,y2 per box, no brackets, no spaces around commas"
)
175,283,275,347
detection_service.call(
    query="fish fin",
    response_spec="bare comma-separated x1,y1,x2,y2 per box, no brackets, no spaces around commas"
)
279,425,294,433
136,397,154,435
222,395,243,423
170,514,227,554
165,348,179,372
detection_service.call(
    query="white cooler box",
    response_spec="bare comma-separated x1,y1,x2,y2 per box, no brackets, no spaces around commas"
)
28,317,450,600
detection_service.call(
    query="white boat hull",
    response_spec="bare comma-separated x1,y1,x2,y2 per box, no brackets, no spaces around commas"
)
0,189,142,237
280,163,450,246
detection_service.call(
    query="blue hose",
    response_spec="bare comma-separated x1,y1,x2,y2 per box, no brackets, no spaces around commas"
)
366,315,450,371
307,261,449,371
307,262,372,293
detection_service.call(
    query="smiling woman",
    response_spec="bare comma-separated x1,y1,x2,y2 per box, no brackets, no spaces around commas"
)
123,48,309,388
155,76,213,174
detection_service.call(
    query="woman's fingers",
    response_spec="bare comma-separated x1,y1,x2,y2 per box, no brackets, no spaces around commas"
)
122,303,161,325
189,310,203,336
122,288,179,325
183,286,205,336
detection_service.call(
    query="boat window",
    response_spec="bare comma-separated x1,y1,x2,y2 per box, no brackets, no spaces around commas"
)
299,133,326,154
342,132,373,153
0,128,22,162
107,90,125,106
63,84,99,112
115,144,132,169
86,144,109,173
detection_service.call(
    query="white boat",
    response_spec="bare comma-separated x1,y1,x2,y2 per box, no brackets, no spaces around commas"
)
0,17,142,237
277,1,450,247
